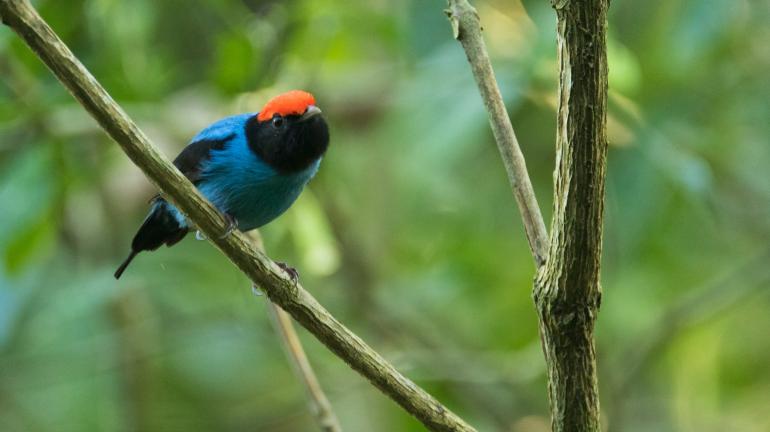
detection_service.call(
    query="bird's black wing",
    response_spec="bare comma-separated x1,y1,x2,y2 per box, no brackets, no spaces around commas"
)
172,133,235,183
115,133,237,279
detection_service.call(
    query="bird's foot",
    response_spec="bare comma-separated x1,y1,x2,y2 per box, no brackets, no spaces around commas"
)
276,261,299,284
219,212,239,238
251,284,264,297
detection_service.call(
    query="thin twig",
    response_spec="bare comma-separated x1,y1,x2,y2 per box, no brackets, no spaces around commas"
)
268,304,342,432
0,1,475,430
249,233,342,432
445,0,549,267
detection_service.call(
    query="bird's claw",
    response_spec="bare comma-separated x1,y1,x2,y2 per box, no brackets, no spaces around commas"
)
219,212,239,238
276,261,299,284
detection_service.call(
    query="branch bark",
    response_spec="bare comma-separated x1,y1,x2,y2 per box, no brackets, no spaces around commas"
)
0,1,474,431
533,1,609,430
446,1,609,430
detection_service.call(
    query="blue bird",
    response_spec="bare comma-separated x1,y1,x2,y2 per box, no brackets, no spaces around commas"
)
114,90,330,279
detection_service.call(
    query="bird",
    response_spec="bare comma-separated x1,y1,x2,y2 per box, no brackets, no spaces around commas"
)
114,90,330,279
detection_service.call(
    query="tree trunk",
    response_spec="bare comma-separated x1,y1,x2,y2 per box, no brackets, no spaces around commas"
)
533,1,609,431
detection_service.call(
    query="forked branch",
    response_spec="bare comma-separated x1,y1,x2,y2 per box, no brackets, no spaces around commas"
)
446,1,609,431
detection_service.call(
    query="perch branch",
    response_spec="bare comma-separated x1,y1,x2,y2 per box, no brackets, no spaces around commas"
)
445,0,549,267
0,1,474,431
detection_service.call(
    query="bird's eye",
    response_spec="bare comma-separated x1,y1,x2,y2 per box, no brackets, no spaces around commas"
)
272,115,284,128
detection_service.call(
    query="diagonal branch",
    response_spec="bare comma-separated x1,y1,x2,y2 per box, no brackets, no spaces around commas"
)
445,0,549,267
0,1,474,431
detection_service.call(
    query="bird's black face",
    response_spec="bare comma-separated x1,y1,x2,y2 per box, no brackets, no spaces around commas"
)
245,107,330,174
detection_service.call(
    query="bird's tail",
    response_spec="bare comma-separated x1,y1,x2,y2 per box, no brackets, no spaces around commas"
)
114,199,188,279
114,250,138,279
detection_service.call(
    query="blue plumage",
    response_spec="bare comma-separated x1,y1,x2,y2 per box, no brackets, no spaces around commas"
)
115,90,330,279
168,113,321,231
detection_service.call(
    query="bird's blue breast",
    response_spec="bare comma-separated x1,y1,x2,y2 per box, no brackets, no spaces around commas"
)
170,113,321,231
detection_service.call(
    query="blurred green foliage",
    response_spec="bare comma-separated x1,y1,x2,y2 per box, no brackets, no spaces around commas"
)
1,0,769,431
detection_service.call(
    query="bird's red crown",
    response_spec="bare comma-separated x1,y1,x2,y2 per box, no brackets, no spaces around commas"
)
257,90,316,121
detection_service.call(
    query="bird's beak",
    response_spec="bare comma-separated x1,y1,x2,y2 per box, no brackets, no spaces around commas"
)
300,105,322,122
